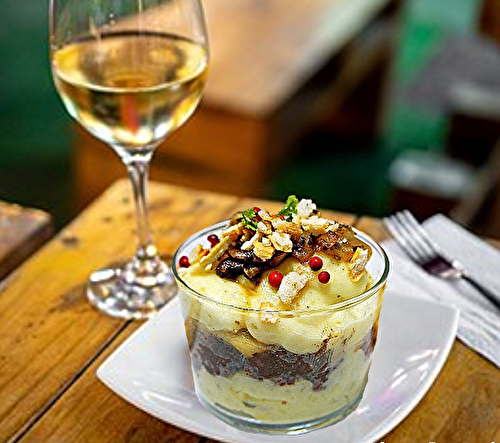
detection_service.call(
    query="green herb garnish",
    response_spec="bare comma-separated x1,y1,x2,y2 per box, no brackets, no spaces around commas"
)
241,208,258,230
278,195,299,221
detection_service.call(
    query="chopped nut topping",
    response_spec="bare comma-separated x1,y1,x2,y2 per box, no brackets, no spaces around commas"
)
189,236,231,273
240,230,253,242
258,210,272,221
271,219,302,236
301,215,331,236
257,221,272,235
188,196,372,288
326,222,340,232
222,223,245,242
270,231,293,252
241,231,262,251
258,302,279,324
188,244,209,265
253,241,275,260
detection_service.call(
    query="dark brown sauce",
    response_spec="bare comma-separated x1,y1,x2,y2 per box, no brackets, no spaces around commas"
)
188,319,375,391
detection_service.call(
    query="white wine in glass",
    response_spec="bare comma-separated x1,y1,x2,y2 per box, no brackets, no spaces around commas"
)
50,0,209,319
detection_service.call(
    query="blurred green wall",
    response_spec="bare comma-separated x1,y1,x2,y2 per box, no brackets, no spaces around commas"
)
382,0,482,153
0,0,73,224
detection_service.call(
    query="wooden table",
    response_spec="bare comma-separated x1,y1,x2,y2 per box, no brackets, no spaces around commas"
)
1,180,499,442
73,0,400,209
0,200,53,280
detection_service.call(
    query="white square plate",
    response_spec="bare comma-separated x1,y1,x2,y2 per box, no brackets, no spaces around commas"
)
97,291,458,443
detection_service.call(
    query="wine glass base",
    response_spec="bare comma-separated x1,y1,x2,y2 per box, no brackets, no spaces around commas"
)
87,264,177,320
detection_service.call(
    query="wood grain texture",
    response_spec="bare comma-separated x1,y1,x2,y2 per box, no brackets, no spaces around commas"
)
0,181,242,442
19,324,203,443
0,201,53,280
3,183,499,442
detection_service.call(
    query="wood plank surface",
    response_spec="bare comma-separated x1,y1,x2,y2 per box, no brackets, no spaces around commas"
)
2,183,499,442
0,201,53,280
0,181,242,442
17,323,204,443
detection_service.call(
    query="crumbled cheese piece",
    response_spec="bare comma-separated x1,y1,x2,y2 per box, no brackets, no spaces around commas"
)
253,241,275,260
348,247,369,282
258,302,279,324
277,272,310,304
297,199,316,218
270,231,293,252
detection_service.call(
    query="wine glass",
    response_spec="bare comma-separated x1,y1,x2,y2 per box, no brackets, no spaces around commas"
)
49,0,209,319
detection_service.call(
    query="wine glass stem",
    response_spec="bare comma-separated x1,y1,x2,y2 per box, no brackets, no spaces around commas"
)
125,154,157,260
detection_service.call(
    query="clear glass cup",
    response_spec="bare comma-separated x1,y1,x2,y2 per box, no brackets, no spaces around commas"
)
173,220,390,435
49,0,209,319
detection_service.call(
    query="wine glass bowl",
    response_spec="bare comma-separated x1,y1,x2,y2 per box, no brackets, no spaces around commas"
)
50,0,209,319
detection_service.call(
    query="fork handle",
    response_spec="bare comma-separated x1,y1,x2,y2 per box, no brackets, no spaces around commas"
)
463,274,500,312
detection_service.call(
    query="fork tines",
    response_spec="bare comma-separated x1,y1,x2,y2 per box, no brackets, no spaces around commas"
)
383,210,441,265
384,210,500,312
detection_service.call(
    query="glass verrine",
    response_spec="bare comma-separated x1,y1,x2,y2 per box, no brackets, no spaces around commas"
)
49,0,209,319
173,221,390,435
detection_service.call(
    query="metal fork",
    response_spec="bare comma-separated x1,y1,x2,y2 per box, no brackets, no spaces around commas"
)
383,210,500,311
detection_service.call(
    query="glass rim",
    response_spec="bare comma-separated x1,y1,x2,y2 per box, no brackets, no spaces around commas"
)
172,220,391,315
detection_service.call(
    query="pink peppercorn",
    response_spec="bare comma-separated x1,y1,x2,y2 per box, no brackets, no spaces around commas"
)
318,271,330,284
268,271,283,288
207,234,220,247
309,256,323,271
179,256,190,268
